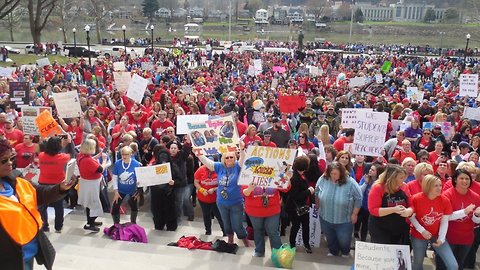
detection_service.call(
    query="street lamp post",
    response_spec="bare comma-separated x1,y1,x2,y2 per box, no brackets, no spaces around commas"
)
150,25,154,54
122,25,127,56
439,31,445,56
72,28,76,56
228,0,232,41
464,33,471,65
85,25,91,66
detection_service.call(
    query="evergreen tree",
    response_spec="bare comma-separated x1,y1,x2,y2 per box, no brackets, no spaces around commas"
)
423,8,436,22
142,0,160,20
354,8,364,22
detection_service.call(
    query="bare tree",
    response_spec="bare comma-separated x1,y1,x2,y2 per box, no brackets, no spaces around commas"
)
2,6,24,41
28,0,58,45
0,0,21,19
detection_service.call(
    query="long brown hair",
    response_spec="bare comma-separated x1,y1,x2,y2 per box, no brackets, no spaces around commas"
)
375,164,407,195
324,162,348,186
335,150,352,172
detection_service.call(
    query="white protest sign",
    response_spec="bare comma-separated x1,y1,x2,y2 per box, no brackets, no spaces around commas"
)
254,59,262,73
21,106,52,135
349,77,366,88
205,44,211,51
238,146,296,189
459,74,479,97
352,111,389,157
248,65,255,76
113,72,131,94
271,78,279,89
464,107,480,121
135,163,173,187
403,79,411,86
355,241,411,270
340,108,373,129
295,205,321,248
52,91,82,118
141,62,155,71
309,66,322,77
20,65,37,71
0,67,14,78
36,58,50,67
113,61,126,71
176,114,209,134
375,73,383,83
126,74,149,103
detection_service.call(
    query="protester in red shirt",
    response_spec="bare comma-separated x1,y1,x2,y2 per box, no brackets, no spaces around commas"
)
4,119,23,147
242,173,291,257
261,130,276,147
110,115,136,151
194,163,225,235
38,136,71,232
333,128,354,152
409,175,456,270
439,169,480,269
14,135,38,169
242,125,262,147
150,110,174,140
59,117,84,146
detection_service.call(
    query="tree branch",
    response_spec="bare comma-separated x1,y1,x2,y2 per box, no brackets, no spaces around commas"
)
0,0,21,19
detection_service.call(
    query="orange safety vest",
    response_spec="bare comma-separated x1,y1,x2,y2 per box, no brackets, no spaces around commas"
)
0,177,42,245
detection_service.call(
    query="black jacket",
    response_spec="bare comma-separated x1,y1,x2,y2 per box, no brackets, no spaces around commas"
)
0,171,67,270
285,171,311,216
169,143,192,188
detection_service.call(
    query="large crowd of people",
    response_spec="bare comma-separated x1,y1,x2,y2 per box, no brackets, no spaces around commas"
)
2,38,480,270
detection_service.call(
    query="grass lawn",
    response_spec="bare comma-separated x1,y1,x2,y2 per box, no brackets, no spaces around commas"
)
0,54,72,67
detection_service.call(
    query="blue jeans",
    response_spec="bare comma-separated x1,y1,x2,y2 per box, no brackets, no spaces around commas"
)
249,214,282,255
24,258,33,270
411,237,458,270
175,186,194,221
320,217,353,256
435,243,470,270
38,198,64,231
217,203,247,239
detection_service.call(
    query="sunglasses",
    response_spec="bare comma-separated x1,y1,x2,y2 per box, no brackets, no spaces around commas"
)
167,130,173,133
0,156,15,164
424,133,431,135
299,136,305,138
225,156,235,160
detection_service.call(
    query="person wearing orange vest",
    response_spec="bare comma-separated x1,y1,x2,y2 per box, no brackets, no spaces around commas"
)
0,139,74,270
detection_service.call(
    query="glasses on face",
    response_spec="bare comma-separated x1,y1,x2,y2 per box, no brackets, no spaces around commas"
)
167,130,173,133
0,156,15,164
299,136,305,138
424,132,431,135
225,156,235,160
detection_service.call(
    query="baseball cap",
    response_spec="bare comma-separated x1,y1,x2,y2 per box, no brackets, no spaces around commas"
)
263,130,272,136
272,117,280,123
306,100,312,105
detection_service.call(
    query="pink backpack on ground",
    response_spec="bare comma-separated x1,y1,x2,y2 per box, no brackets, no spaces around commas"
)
104,223,148,243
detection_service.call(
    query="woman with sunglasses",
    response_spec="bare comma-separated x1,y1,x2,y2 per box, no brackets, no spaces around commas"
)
412,128,435,154
297,131,315,155
0,139,75,270
37,136,72,233
195,141,250,247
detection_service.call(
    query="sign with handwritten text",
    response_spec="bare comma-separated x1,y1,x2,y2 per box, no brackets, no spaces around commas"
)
296,205,321,247
352,111,389,157
186,115,240,156
355,241,411,270
21,106,52,135
238,146,296,189
341,108,373,129
459,74,479,97
135,163,172,187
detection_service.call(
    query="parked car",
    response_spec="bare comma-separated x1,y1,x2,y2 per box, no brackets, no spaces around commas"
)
25,44,46,54
64,46,99,57
1,45,21,54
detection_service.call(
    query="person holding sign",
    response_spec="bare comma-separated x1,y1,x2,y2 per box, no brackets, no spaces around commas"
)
111,146,143,224
195,141,250,247
242,171,291,257
315,162,362,257
409,175,457,270
368,164,413,245
77,139,109,232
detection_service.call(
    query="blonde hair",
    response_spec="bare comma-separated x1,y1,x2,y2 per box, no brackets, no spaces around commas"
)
375,164,407,195
319,125,331,146
80,139,96,154
413,162,434,180
298,123,308,134
421,175,441,195
221,152,237,166
121,146,133,155
401,157,416,167
245,124,257,136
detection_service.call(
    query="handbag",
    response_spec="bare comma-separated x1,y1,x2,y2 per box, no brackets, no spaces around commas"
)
293,201,309,216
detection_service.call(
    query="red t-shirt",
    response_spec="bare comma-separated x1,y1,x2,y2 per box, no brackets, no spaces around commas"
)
407,179,423,196
14,143,36,168
410,193,452,240
38,152,71,184
68,125,83,146
442,179,480,195
368,183,412,216
242,135,262,147
443,187,480,245
236,121,247,138
5,129,24,147
261,141,277,147
111,124,135,149
194,166,218,204
150,119,174,140
242,185,290,217
333,136,349,152
77,153,102,180
96,106,111,121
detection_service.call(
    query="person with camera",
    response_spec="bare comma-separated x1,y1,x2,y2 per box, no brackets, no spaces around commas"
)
242,173,291,257
315,162,362,257
286,155,314,253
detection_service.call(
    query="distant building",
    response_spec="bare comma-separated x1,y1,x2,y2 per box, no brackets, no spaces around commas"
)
255,9,269,23
189,7,204,18
173,8,187,18
356,0,446,22
155,8,172,18
111,8,134,19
